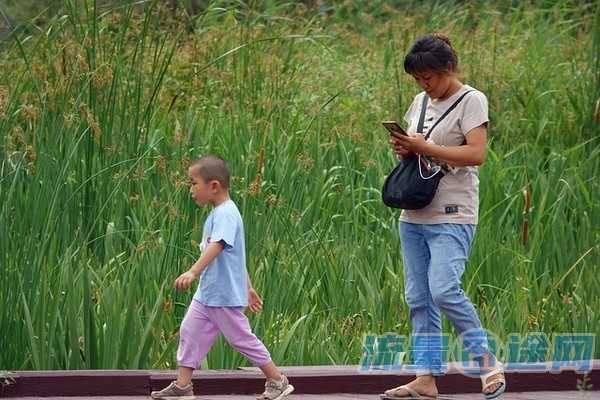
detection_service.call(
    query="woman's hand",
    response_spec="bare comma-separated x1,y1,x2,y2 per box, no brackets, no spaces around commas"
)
391,133,429,155
389,135,413,158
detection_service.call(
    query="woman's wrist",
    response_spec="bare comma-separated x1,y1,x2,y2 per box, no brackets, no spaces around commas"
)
421,141,438,158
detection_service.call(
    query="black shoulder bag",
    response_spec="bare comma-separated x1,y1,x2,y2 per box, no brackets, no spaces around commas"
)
382,90,473,209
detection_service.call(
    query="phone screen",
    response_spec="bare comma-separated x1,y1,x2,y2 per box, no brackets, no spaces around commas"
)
382,121,408,137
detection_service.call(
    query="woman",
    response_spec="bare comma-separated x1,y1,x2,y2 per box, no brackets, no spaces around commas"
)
382,34,506,399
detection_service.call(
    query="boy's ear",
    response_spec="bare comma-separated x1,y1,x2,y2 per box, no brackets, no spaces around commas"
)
210,180,221,191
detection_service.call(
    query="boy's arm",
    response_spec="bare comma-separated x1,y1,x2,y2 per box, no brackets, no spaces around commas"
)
174,241,224,291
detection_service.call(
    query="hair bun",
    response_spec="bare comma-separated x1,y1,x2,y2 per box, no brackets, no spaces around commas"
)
404,33,459,74
433,33,452,48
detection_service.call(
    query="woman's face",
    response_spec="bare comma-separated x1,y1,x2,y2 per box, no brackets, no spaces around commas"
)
411,70,452,99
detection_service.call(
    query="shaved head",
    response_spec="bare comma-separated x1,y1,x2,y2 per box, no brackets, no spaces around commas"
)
189,155,230,189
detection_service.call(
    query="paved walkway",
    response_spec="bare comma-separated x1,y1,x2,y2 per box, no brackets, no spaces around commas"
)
6,392,600,399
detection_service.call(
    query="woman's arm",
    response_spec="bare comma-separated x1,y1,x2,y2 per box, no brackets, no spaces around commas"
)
391,124,487,167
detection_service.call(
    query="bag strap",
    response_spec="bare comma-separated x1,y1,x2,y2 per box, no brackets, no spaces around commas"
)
416,94,428,134
424,89,474,140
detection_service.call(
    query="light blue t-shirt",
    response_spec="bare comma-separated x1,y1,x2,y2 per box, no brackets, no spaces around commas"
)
193,199,248,307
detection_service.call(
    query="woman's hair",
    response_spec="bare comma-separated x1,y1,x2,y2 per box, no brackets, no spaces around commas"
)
403,33,458,75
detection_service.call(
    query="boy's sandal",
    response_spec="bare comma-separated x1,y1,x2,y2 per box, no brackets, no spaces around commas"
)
480,362,506,399
380,385,438,399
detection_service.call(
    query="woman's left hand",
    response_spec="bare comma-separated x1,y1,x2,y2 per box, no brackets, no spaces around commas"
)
393,133,429,154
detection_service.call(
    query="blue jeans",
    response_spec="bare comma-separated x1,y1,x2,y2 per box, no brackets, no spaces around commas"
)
400,222,495,376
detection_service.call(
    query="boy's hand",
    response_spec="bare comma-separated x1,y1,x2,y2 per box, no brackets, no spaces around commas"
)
174,270,197,291
248,288,263,313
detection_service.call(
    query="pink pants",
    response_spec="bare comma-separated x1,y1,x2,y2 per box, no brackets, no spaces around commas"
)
177,300,272,368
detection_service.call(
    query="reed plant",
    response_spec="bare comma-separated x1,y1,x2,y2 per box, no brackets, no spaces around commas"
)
1,0,598,370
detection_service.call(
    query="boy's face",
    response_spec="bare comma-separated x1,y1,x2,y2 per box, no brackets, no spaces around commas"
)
188,166,215,207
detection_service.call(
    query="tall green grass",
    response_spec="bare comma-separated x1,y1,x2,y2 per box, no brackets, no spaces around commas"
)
1,0,598,370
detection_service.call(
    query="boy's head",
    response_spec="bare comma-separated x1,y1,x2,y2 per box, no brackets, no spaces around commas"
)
188,155,231,206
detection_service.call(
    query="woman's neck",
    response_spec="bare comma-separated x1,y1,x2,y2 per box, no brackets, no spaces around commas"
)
438,78,463,101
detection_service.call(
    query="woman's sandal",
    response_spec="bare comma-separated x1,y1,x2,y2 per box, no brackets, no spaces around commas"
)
379,384,438,399
480,362,507,399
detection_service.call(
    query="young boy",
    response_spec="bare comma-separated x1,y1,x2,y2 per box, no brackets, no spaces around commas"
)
151,155,294,400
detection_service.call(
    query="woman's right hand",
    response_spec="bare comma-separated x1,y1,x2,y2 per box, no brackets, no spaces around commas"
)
389,135,413,159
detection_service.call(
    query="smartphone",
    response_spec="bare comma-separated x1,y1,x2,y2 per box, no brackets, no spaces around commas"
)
382,121,408,138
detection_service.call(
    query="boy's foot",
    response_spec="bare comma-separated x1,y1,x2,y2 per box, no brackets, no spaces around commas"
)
150,380,195,399
256,374,295,400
